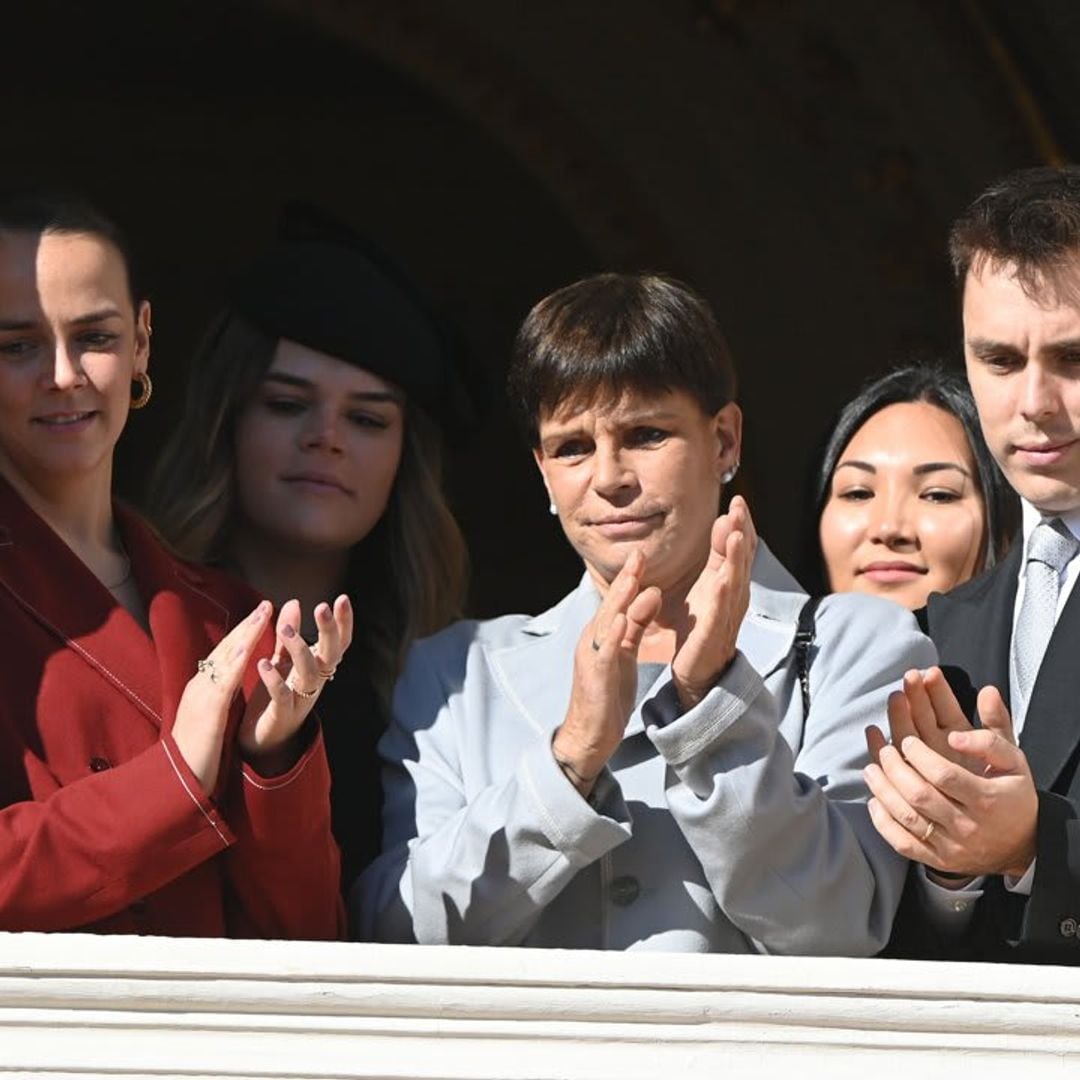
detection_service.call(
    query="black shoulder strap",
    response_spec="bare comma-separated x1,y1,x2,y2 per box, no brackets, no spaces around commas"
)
795,595,823,717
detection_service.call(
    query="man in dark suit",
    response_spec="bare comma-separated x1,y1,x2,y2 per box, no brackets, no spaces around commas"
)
865,165,1080,962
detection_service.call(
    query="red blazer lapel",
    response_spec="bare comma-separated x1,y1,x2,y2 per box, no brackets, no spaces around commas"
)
0,481,163,727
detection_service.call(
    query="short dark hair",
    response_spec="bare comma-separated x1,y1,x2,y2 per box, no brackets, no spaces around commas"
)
507,272,736,445
806,363,1018,593
0,188,141,304
949,165,1080,294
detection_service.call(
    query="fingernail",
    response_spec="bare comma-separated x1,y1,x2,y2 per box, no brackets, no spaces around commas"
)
251,601,270,622
258,658,273,672
282,624,296,639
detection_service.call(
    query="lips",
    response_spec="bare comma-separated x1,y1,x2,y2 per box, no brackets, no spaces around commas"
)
588,511,665,539
857,561,927,583
32,410,96,428
1011,437,1078,467
280,472,353,495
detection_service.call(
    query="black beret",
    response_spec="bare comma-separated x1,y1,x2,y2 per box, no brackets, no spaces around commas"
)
230,202,482,433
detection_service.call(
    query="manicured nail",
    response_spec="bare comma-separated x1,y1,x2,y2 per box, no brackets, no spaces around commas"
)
282,624,296,639
258,658,273,672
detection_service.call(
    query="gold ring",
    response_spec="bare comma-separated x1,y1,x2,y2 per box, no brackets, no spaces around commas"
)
288,681,319,699
197,658,219,684
922,821,936,843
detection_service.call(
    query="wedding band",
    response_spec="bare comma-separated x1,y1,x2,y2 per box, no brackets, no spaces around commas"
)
196,658,220,684
288,679,319,699
922,821,936,843
316,663,338,681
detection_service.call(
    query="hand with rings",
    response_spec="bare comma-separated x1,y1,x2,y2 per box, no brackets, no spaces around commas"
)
238,594,354,773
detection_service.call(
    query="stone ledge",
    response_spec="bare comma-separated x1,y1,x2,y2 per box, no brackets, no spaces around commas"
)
1,932,1079,1077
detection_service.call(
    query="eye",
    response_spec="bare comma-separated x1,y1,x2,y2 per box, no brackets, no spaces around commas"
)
347,410,390,430
0,338,36,358
263,396,307,416
981,353,1023,373
834,486,873,502
552,438,591,460
626,426,668,448
921,488,962,504
77,330,119,351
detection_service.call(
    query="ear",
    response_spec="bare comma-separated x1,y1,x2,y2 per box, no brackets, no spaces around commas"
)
134,300,152,375
713,401,742,480
532,445,555,503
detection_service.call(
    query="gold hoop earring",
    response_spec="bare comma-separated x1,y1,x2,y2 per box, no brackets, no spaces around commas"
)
130,372,153,410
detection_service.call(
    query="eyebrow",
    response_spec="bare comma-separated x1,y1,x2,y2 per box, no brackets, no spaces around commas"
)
262,372,404,404
968,336,1080,359
0,308,124,332
836,460,971,478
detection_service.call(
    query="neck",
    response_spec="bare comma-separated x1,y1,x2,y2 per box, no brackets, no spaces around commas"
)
230,528,349,639
0,457,117,554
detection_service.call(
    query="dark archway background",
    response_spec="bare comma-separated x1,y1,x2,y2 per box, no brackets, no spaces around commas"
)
8,0,1078,615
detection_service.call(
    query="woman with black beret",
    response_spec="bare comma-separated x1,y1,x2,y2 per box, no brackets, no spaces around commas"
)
149,205,476,889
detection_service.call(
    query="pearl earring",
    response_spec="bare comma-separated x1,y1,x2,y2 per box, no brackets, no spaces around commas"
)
721,460,740,484
549,503,558,516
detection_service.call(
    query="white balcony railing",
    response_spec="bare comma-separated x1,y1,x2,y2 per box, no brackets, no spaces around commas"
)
2,931,1079,1077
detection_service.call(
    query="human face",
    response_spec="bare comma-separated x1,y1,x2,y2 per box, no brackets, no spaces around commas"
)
963,258,1080,513
0,230,149,498
819,401,986,609
534,388,741,593
233,340,405,556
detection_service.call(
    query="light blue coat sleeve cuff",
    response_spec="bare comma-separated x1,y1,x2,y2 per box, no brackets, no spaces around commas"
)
519,736,633,866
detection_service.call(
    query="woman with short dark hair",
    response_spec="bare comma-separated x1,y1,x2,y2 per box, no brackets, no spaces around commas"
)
357,272,935,955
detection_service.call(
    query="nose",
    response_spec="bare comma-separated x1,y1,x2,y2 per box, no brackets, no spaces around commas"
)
1018,364,1060,421
299,406,344,454
591,441,636,498
47,342,87,392
867,489,917,549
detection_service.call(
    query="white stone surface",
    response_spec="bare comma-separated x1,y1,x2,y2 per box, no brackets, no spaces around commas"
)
1,932,1079,1077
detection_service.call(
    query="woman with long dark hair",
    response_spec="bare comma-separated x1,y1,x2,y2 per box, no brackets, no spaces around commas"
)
812,364,1017,609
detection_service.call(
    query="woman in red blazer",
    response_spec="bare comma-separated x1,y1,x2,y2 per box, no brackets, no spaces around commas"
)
0,192,350,938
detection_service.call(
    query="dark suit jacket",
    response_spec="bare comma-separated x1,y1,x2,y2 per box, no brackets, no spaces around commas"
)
0,477,344,938
892,539,1080,962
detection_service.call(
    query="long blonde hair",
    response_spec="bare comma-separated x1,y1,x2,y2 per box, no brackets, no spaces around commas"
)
148,311,467,705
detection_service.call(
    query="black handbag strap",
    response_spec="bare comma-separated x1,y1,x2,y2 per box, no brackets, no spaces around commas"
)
795,595,823,717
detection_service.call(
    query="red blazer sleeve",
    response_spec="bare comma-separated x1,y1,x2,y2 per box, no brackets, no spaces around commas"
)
0,734,236,932
222,725,345,940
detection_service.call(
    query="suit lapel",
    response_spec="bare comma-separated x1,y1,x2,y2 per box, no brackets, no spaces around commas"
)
925,544,1020,721
1018,574,1080,791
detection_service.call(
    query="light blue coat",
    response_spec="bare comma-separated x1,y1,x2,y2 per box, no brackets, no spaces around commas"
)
355,542,936,954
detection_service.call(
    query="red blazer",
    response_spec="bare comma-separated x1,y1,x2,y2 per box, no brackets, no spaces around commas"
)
0,478,344,938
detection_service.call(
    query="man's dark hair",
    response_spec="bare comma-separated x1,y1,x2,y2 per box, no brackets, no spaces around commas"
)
0,188,141,304
507,272,736,445
949,165,1080,294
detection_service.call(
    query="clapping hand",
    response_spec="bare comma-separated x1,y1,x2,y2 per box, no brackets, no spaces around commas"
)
864,668,1038,879
240,595,353,773
553,549,661,795
670,495,756,711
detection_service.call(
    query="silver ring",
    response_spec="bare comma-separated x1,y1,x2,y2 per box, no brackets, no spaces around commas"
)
197,658,219,684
